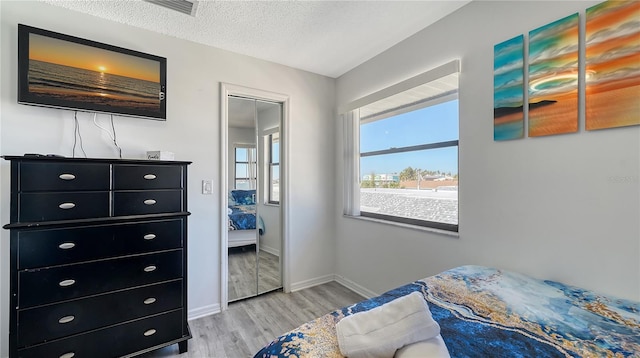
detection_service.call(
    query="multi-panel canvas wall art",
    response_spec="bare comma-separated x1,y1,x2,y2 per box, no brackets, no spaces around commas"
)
494,35,525,141
528,13,580,137
585,0,640,131
493,0,638,141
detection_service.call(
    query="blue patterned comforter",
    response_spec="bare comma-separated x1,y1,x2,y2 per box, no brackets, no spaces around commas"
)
228,204,264,234
254,265,640,357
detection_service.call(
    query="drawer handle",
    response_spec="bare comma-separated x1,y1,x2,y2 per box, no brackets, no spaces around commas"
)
59,242,76,250
59,279,76,287
144,329,157,337
58,315,75,324
60,353,75,358
144,297,157,305
59,202,76,210
143,233,156,240
144,199,157,205
144,174,157,180
59,173,76,180
144,265,157,273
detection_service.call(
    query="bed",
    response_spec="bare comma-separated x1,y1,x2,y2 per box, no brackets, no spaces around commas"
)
254,265,640,357
228,189,264,248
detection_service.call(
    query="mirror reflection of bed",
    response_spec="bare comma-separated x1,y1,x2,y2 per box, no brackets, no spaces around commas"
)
227,96,283,303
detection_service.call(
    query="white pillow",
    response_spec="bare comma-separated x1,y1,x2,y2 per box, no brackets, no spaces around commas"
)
336,292,440,358
394,335,451,358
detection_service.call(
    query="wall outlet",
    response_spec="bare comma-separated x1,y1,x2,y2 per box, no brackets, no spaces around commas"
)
202,180,213,195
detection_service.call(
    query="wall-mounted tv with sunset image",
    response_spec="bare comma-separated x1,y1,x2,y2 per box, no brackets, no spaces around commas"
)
18,24,167,120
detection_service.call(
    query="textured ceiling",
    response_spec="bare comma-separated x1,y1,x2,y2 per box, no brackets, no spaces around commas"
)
40,0,470,78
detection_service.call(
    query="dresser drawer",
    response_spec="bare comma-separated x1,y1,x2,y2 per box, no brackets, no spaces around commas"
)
19,250,183,308
18,192,109,222
17,309,185,358
17,280,183,347
19,162,110,192
17,219,184,269
113,190,183,216
113,164,183,190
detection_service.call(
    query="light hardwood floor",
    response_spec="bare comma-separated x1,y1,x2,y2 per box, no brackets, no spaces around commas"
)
228,247,281,302
141,281,364,358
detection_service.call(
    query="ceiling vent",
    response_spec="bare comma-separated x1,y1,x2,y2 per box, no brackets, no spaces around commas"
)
144,0,198,16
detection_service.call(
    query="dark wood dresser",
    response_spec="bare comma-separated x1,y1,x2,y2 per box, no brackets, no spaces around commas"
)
3,156,192,358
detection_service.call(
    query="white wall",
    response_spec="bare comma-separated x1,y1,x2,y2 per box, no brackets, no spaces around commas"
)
335,1,640,301
0,2,336,356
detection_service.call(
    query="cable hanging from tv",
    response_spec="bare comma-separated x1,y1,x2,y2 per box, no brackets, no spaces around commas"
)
92,113,123,159
72,111,87,158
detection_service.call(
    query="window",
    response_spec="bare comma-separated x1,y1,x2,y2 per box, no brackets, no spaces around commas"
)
343,60,460,232
267,132,280,204
234,145,256,189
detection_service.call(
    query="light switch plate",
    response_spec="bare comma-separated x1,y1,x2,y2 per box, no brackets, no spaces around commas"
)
202,180,213,194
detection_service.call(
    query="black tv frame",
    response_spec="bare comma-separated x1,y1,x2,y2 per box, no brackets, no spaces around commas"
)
18,24,167,120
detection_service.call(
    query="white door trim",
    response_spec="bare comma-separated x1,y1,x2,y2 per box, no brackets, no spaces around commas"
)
219,83,291,311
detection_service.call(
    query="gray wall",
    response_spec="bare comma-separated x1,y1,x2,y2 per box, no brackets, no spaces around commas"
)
335,0,640,301
0,2,336,356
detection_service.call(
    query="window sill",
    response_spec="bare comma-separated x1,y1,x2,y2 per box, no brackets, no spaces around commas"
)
342,214,459,238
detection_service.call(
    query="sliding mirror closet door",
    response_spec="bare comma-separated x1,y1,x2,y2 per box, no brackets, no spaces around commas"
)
227,96,283,303
256,100,282,295
228,96,259,302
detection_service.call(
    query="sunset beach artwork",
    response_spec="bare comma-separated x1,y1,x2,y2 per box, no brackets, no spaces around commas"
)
494,34,524,141
528,13,579,137
585,0,640,131
27,32,162,117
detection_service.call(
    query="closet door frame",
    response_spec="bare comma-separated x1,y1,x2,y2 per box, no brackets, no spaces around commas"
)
220,83,290,311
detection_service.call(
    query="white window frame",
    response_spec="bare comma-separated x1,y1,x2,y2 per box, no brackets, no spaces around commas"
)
264,128,280,205
234,144,257,190
341,60,460,232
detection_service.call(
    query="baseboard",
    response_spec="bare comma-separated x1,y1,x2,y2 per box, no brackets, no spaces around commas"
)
260,244,280,256
289,274,379,299
290,274,335,292
188,303,220,321
334,274,378,299
186,276,376,321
